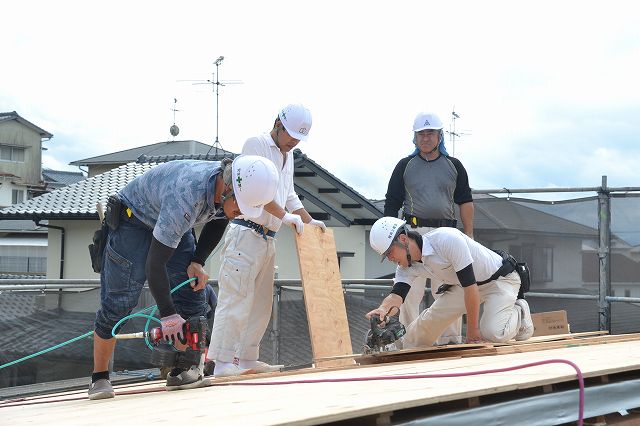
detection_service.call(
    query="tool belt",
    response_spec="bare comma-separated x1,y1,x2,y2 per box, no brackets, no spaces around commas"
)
404,215,457,228
436,250,531,294
88,222,108,273
477,250,530,293
232,219,276,239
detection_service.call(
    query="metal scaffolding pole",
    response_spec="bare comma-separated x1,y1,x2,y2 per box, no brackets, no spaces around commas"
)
598,176,612,332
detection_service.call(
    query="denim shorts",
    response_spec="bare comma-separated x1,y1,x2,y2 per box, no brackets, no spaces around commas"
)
94,219,207,339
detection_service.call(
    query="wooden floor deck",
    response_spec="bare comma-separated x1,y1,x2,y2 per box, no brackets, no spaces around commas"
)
3,333,640,425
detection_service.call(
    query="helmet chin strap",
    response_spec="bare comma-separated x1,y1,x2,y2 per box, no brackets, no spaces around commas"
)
404,244,412,268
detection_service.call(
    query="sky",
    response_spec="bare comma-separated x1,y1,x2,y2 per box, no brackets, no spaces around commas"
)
2,1,639,201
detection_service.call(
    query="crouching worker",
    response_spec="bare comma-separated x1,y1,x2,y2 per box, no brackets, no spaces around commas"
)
88,155,279,400
365,217,534,350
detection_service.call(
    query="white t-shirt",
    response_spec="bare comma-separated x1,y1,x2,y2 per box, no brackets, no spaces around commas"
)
394,227,503,287
241,132,304,231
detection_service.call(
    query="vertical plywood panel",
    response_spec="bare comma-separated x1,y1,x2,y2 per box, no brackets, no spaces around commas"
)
294,226,355,367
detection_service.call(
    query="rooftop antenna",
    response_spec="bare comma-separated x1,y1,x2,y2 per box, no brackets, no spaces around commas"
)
446,107,471,157
169,98,180,140
179,56,243,158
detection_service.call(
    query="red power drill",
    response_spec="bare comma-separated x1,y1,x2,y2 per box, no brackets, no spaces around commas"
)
148,316,208,370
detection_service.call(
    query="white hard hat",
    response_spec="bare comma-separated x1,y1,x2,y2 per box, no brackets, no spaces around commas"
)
370,217,407,262
279,103,312,141
231,155,279,218
413,112,443,132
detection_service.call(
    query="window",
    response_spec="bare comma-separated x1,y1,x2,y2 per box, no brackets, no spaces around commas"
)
509,244,554,283
0,145,26,162
12,189,24,204
625,289,631,298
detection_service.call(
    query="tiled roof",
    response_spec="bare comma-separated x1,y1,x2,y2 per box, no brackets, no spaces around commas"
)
0,162,155,220
2,151,383,226
69,140,233,166
42,169,86,186
0,111,53,138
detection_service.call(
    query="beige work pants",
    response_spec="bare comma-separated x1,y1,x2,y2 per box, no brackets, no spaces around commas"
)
402,272,521,348
208,224,276,362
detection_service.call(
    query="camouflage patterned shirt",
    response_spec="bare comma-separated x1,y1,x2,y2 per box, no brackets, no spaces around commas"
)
119,160,223,248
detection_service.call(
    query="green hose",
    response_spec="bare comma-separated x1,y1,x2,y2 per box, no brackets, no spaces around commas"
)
0,277,196,370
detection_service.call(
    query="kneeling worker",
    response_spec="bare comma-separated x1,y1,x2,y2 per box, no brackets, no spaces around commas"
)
366,217,534,348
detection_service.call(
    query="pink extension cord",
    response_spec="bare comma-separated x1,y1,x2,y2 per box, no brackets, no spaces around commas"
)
213,358,585,426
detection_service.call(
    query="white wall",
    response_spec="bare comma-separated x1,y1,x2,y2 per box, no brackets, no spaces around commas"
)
47,220,102,279
48,220,379,283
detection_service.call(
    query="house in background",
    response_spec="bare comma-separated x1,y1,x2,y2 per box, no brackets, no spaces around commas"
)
0,111,53,206
0,149,383,284
0,111,85,278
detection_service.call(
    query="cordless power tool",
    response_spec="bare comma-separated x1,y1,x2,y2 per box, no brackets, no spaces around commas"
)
363,309,406,354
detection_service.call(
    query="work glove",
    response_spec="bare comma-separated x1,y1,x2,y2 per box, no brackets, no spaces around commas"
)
161,313,186,343
282,213,304,234
308,219,326,231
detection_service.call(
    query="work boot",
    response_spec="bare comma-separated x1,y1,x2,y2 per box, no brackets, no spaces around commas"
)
88,378,115,400
515,299,534,341
165,366,206,391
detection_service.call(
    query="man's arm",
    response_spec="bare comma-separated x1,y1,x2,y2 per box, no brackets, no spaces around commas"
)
459,202,475,239
188,219,229,290
384,159,408,217
455,262,483,343
463,284,482,342
146,237,178,317
366,293,404,320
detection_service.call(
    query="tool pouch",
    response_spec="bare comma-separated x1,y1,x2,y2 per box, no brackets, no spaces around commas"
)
88,222,109,273
515,262,531,293
105,195,122,231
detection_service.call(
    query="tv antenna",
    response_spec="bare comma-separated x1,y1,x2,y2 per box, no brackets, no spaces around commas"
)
445,107,472,157
179,56,243,157
169,98,180,139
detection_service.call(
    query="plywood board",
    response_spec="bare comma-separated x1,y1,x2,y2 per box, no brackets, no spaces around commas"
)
294,226,354,367
4,340,640,426
531,310,569,336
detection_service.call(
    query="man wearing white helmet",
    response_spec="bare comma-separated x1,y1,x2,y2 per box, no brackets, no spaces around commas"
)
384,111,475,345
88,155,279,400
209,103,326,377
366,217,533,348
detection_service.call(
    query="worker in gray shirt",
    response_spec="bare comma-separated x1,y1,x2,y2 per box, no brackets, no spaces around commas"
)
384,112,474,344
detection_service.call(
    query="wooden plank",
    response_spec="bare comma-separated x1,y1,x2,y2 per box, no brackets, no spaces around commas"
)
294,226,354,367
531,310,569,336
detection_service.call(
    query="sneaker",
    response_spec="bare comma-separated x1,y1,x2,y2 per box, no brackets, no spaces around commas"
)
88,379,114,400
250,361,284,373
214,364,252,377
166,366,206,391
515,299,534,341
